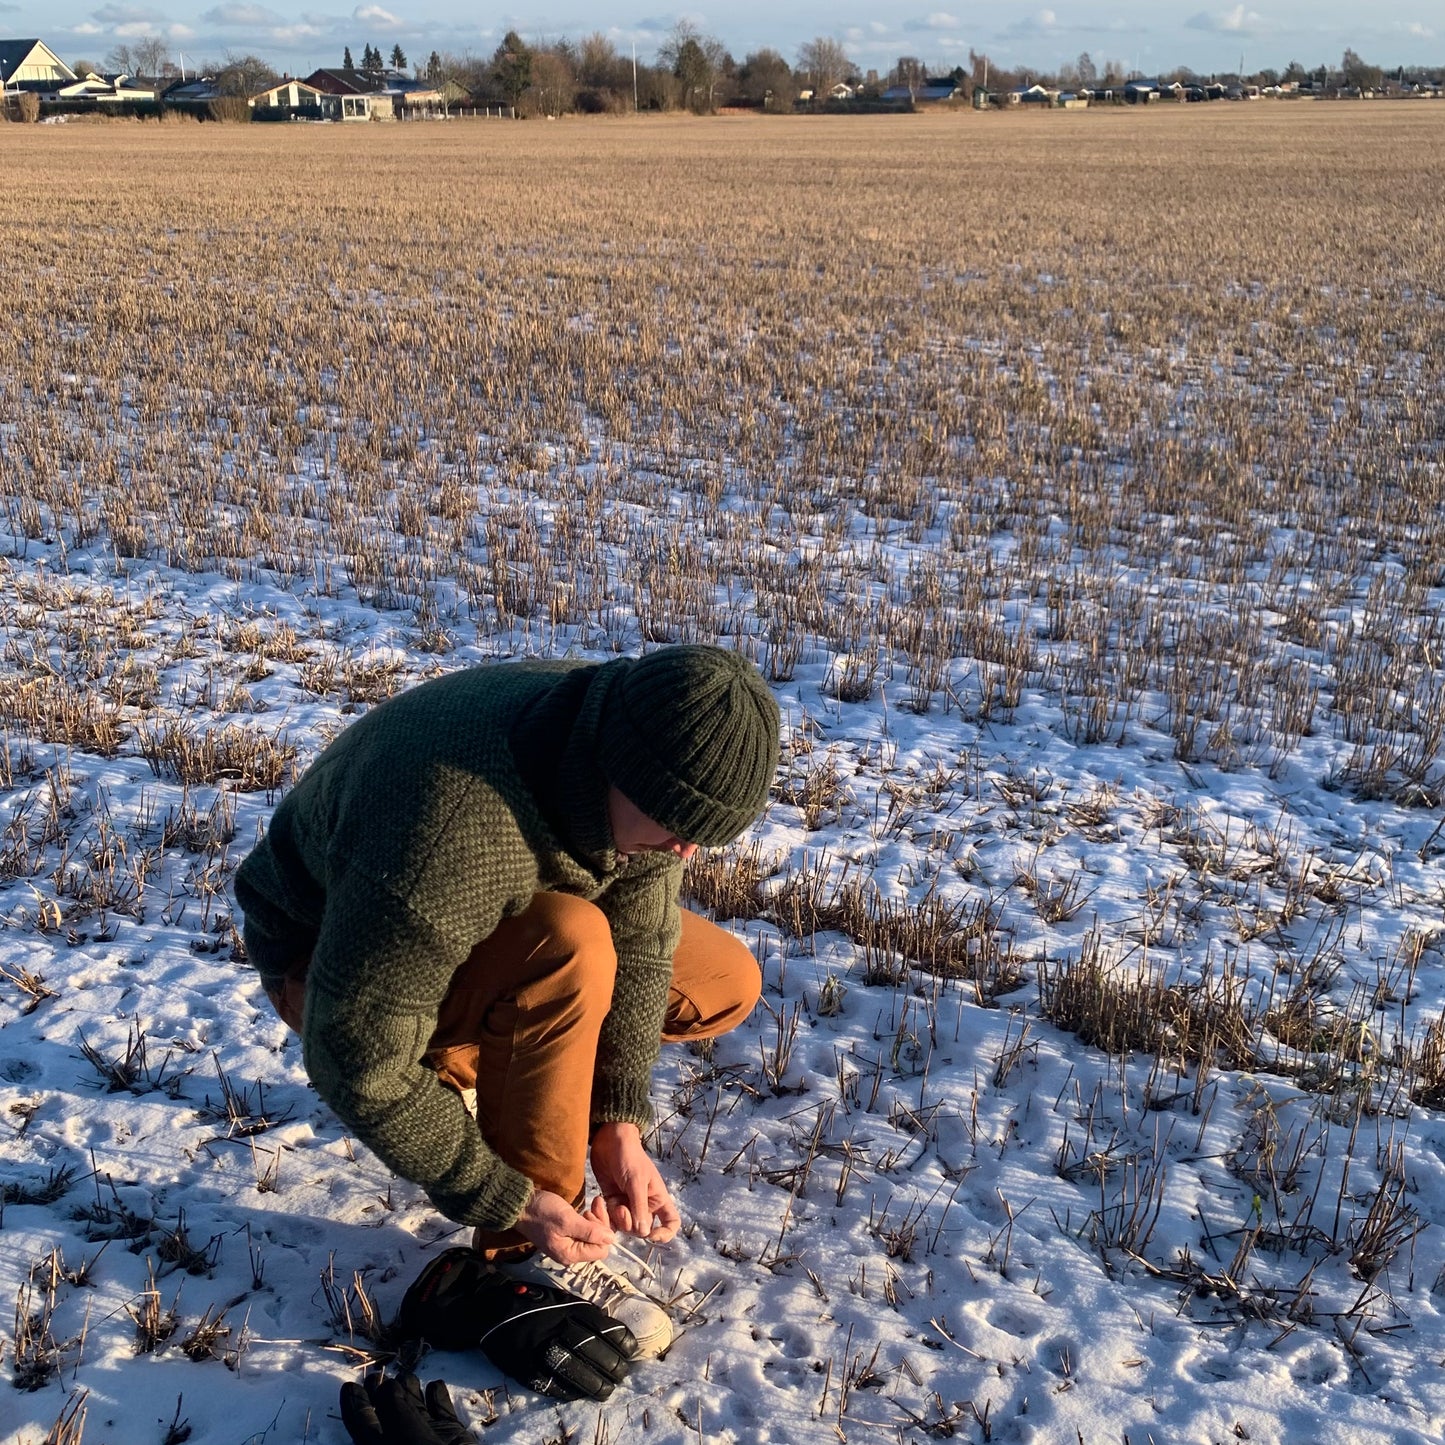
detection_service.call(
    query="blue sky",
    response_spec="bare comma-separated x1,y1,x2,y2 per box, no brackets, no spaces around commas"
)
10,2,1441,77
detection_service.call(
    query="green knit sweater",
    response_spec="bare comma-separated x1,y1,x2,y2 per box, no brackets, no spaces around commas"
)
233,659,682,1231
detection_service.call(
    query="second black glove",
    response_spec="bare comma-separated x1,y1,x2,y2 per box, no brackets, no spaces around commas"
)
394,1249,638,1402
339,1371,474,1445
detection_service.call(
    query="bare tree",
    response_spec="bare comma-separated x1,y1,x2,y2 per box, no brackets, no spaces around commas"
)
575,33,631,111
104,42,136,76
889,55,927,99
797,36,850,101
213,52,279,97
424,51,473,112
526,48,576,117
132,36,172,80
578,32,629,90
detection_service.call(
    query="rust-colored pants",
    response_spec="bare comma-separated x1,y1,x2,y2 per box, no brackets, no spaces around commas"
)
265,893,760,1252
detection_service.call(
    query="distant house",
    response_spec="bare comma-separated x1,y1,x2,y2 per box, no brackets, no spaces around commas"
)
0,37,71,94
1009,83,1055,106
162,76,229,111
2,41,156,105
304,67,444,118
1123,80,1159,104
1057,91,1089,109
303,69,394,120
879,77,956,104
62,70,155,102
250,77,336,118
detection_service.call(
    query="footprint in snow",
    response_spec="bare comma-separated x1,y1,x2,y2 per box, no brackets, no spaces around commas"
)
986,1300,1046,1339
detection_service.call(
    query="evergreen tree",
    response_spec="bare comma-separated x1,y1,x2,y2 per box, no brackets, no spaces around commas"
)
343,45,354,70
391,44,407,70
426,50,441,80
492,31,532,109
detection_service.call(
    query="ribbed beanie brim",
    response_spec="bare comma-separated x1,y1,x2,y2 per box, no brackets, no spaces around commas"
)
599,646,780,848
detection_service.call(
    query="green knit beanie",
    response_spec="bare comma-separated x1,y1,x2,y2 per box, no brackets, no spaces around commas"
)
599,645,780,848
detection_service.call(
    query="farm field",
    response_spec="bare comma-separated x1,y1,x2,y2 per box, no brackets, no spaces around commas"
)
2,105,1445,1444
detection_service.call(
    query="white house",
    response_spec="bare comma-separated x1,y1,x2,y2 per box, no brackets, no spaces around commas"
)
1,38,75,94
60,71,154,102
250,78,336,115
2,39,154,102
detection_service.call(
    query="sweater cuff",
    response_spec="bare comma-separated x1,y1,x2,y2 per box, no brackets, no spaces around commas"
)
591,1074,654,1132
433,1161,535,1233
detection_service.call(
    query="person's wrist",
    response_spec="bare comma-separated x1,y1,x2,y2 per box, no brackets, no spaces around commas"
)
594,1120,639,1139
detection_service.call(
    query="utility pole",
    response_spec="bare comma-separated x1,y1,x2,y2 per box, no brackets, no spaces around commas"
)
632,40,638,111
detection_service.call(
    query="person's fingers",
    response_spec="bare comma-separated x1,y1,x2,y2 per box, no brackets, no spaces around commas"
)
555,1233,612,1264
548,1207,614,1263
626,1178,652,1238
650,1193,681,1240
566,1205,613,1251
523,1190,615,1262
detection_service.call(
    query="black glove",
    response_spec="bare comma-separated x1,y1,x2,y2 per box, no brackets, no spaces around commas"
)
339,1371,474,1445
394,1248,638,1402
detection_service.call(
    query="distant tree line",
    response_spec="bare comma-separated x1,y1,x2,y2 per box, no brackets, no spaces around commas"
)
75,31,1439,114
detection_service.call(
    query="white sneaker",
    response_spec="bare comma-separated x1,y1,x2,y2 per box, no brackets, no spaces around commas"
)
504,1254,673,1359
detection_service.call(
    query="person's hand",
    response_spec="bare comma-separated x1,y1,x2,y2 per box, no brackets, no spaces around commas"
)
589,1122,680,1243
393,1249,638,1402
513,1187,614,1265
339,1371,474,1445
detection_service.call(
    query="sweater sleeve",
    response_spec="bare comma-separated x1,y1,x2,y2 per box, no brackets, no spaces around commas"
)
300,862,535,1230
589,854,683,1129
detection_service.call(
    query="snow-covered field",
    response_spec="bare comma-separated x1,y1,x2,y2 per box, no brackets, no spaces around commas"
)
3,113,1444,1444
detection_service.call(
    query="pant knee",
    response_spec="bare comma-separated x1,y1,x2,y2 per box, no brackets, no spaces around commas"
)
518,893,617,997
664,929,761,1041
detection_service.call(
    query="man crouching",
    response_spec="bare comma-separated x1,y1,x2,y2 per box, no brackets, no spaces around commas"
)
234,644,779,1362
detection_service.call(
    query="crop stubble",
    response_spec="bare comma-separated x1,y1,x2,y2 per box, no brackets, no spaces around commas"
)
2,105,1444,1106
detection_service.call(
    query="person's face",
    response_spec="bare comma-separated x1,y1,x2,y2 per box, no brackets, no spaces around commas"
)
607,786,699,861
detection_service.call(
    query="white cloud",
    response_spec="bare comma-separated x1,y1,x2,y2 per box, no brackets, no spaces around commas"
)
1185,6,1264,34
352,3,401,28
1001,8,1058,37
201,2,285,24
92,2,166,22
1404,21,1435,38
